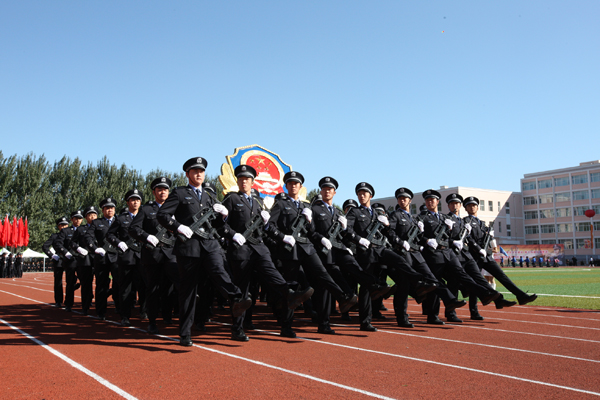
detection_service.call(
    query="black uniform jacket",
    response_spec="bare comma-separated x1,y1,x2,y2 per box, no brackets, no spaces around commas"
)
42,232,62,268
463,215,494,262
106,212,141,265
344,205,385,264
129,201,177,263
311,200,349,265
156,186,224,258
71,225,93,267
386,209,427,264
84,218,119,264
53,226,76,261
416,211,455,264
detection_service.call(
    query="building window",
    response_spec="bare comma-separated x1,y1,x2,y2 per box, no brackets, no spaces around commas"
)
558,239,573,249
507,231,511,237
505,201,510,208
437,204,442,212
506,224,511,230
590,172,600,183
541,240,555,244
554,177,570,187
594,221,600,230
526,240,540,245
539,194,554,204
572,174,588,185
524,196,537,205
410,204,417,215
525,225,539,235
506,208,510,214
573,190,589,200
593,205,600,214
557,223,573,233
576,222,591,232
596,238,600,249
488,201,493,211
539,209,555,219
592,189,600,199
522,181,536,191
498,222,502,233
539,179,552,188
556,207,572,217
554,192,570,203
524,211,538,220
576,239,588,249
574,206,588,216
498,201,501,209
480,201,485,211
540,224,555,233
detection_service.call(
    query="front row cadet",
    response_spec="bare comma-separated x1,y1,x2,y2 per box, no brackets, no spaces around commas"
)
219,165,314,341
266,171,358,338
157,157,252,347
53,210,84,312
42,217,70,307
70,206,99,315
129,177,180,335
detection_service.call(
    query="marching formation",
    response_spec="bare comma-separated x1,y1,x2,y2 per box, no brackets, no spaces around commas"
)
42,156,537,346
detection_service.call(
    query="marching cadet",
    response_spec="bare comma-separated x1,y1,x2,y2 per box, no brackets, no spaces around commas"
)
157,157,251,347
107,189,146,327
266,171,358,338
84,197,120,320
42,217,69,307
53,210,84,312
417,190,501,325
0,253,6,278
129,177,180,335
385,188,466,328
70,206,99,315
311,177,393,334
443,194,516,322
462,196,537,319
219,165,314,341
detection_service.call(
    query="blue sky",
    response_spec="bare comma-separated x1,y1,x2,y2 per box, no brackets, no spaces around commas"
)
1,1,598,203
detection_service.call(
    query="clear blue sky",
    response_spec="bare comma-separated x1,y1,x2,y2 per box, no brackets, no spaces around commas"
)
1,1,598,203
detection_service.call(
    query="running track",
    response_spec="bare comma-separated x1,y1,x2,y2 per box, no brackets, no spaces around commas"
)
1,273,599,399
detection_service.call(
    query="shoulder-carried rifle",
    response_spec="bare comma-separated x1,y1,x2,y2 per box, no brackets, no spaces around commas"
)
360,208,391,250
178,192,221,242
480,221,494,258
146,224,176,249
233,194,270,249
285,195,321,252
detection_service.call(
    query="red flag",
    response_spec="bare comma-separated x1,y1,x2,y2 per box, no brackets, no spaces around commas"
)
17,217,24,247
24,217,30,247
10,216,18,248
3,215,11,248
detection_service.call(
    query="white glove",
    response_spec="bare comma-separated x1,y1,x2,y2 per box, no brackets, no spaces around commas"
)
147,235,159,246
52,254,60,261
427,239,438,249
321,237,332,250
445,219,455,229
419,246,424,252
465,223,472,233
490,239,497,248
302,208,312,223
95,248,106,256
213,204,228,217
261,210,270,224
346,248,353,255
402,240,410,252
65,252,73,259
77,247,88,256
417,221,424,232
453,240,464,251
359,238,370,248
338,215,347,230
489,230,495,237
232,233,246,246
479,249,487,257
283,235,296,247
377,215,389,226
178,225,193,239
118,242,128,252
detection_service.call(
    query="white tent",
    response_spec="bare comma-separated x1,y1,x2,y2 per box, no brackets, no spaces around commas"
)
21,248,48,259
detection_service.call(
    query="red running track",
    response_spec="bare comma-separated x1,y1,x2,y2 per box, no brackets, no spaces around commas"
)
1,272,599,399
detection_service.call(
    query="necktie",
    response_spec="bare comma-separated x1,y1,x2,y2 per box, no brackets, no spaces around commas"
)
328,206,334,216
196,189,202,200
246,195,253,208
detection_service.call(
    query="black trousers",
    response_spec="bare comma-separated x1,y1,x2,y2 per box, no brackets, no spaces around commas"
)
140,254,179,324
118,259,145,319
94,257,120,316
77,265,94,312
53,266,64,304
478,259,525,298
63,259,77,309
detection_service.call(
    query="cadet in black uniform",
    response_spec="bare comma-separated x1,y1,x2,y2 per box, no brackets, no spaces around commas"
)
107,189,146,327
53,211,84,312
85,197,120,320
70,206,99,315
219,165,314,341
157,157,251,347
266,171,358,338
42,217,69,307
417,190,500,325
129,177,180,334
462,196,537,319
385,188,466,328
311,177,392,334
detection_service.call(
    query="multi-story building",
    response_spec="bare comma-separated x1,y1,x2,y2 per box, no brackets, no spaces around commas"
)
521,160,600,259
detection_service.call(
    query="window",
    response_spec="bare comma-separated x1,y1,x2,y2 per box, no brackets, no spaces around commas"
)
524,211,538,219
592,189,600,199
558,239,573,249
525,225,539,235
524,196,537,205
591,172,600,183
594,221,600,230
480,200,485,211
539,209,554,219
437,204,442,212
505,208,510,214
498,201,501,209
410,204,417,215
556,207,571,217
554,177,570,187
488,201,493,211
573,190,589,200
540,194,554,204
574,206,588,216
557,223,573,233
572,174,588,184
526,240,540,245
507,231,511,237
576,222,591,232
539,179,552,188
554,192,570,202
593,205,600,214
540,224,555,233
498,222,502,232
576,239,588,249
541,240,555,244
505,201,510,208
596,238,600,249
522,181,536,191
506,224,511,230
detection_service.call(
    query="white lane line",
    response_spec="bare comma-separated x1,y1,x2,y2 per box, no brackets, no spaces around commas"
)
0,281,82,299
0,318,138,400
498,291,600,299
0,289,396,400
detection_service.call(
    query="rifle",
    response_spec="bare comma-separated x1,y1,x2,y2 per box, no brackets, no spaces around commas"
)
395,224,421,255
178,191,222,243
232,194,270,249
480,221,494,258
146,224,176,249
359,208,391,250
101,239,118,255
320,214,347,256
453,226,469,255
117,237,142,254
284,195,321,252
426,217,450,251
